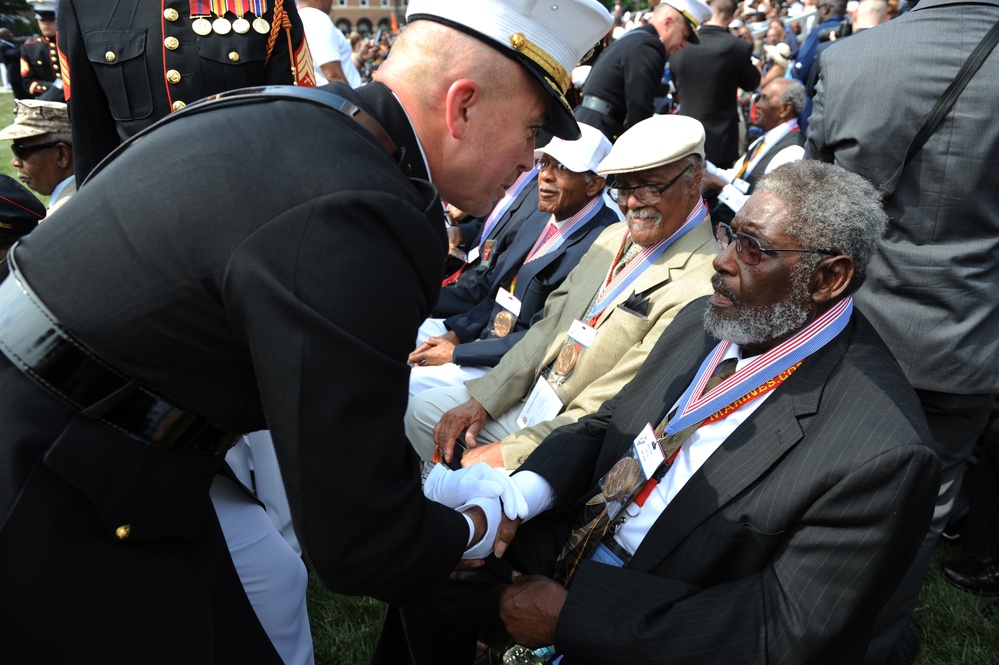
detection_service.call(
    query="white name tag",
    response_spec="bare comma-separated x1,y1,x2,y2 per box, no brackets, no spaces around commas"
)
517,376,564,429
465,246,480,264
731,177,751,194
718,183,750,213
495,287,522,316
633,423,666,480
567,318,597,348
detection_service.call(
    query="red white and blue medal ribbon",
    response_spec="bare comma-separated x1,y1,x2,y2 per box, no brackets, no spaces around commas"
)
664,295,853,436
479,167,538,250
742,118,799,178
524,196,602,264
587,198,707,321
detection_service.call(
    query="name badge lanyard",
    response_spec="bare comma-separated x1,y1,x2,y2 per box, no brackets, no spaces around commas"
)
738,118,799,179
509,196,602,295
586,198,707,324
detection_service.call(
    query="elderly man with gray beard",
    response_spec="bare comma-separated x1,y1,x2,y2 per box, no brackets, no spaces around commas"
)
404,114,717,472
390,161,940,665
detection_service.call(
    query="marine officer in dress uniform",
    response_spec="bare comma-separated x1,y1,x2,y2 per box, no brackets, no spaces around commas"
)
20,1,63,101
0,1,613,662
56,0,315,184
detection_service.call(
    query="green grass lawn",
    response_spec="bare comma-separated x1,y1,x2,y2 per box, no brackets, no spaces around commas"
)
4,91,994,665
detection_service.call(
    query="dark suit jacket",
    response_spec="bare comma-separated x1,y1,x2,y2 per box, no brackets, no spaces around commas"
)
512,298,939,664
669,24,761,168
0,81,467,660
57,0,308,184
449,202,619,368
806,0,999,394
433,178,542,317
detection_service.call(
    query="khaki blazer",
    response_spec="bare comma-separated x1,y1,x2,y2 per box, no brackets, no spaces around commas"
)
467,219,716,468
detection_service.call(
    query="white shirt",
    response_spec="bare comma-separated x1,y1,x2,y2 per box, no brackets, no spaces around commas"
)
514,344,778,551
721,119,805,183
298,6,361,88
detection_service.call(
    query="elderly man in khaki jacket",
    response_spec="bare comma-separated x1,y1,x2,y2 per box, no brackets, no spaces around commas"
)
407,114,717,470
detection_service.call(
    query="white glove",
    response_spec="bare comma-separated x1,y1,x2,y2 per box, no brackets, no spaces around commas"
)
459,495,502,560
423,462,528,520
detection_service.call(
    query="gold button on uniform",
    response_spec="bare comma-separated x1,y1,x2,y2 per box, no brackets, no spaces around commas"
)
115,525,131,540
172,100,186,111
104,51,116,62
164,7,179,21
228,51,239,62
164,36,179,50
166,69,181,84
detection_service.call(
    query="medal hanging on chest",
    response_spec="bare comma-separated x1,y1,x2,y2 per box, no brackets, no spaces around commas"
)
190,0,213,35
230,0,249,33
251,0,271,33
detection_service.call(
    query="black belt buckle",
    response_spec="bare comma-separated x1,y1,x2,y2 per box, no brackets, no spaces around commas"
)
581,94,621,121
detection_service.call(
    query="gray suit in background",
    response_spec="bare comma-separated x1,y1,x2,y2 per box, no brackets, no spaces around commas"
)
807,1,999,661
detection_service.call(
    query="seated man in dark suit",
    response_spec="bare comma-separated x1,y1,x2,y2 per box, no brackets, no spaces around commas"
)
409,124,617,394
433,166,542,317
702,78,806,226
381,161,941,665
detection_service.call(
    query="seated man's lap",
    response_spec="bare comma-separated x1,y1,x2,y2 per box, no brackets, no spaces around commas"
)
409,363,489,396
404,383,523,459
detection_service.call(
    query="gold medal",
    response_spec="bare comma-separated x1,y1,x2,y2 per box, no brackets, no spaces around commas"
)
554,342,579,376
213,16,232,34
602,458,642,503
493,310,515,338
252,17,270,33
233,17,250,33
192,17,212,36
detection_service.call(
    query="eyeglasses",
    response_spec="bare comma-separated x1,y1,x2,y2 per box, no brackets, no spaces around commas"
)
715,222,837,266
535,157,571,173
608,165,691,205
10,141,60,160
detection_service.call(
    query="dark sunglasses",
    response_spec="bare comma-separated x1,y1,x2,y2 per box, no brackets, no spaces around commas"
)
10,141,62,160
715,221,837,266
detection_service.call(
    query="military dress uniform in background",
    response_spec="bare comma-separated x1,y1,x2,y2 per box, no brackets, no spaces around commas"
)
57,0,314,183
20,33,62,100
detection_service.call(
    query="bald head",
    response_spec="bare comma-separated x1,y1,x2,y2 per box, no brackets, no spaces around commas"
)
854,0,889,29
376,21,550,216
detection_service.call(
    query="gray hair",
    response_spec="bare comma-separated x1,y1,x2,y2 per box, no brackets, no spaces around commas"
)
753,161,887,295
780,80,806,117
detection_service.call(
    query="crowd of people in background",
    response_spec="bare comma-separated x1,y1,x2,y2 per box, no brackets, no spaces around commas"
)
0,0,996,663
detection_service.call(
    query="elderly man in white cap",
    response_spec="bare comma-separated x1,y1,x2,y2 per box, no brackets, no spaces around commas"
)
0,1,615,663
405,114,716,473
0,98,75,210
574,0,712,142
407,123,617,394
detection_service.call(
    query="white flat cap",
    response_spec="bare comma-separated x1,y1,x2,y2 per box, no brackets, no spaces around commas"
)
406,0,613,140
534,123,612,174
597,114,705,175
661,0,712,43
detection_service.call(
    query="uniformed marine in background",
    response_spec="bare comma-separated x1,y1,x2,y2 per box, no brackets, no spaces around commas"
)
57,0,314,184
20,2,63,102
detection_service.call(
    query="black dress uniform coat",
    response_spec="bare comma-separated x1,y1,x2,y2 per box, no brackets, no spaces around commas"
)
573,25,666,142
0,81,469,662
57,0,311,184
668,24,761,169
19,34,62,99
